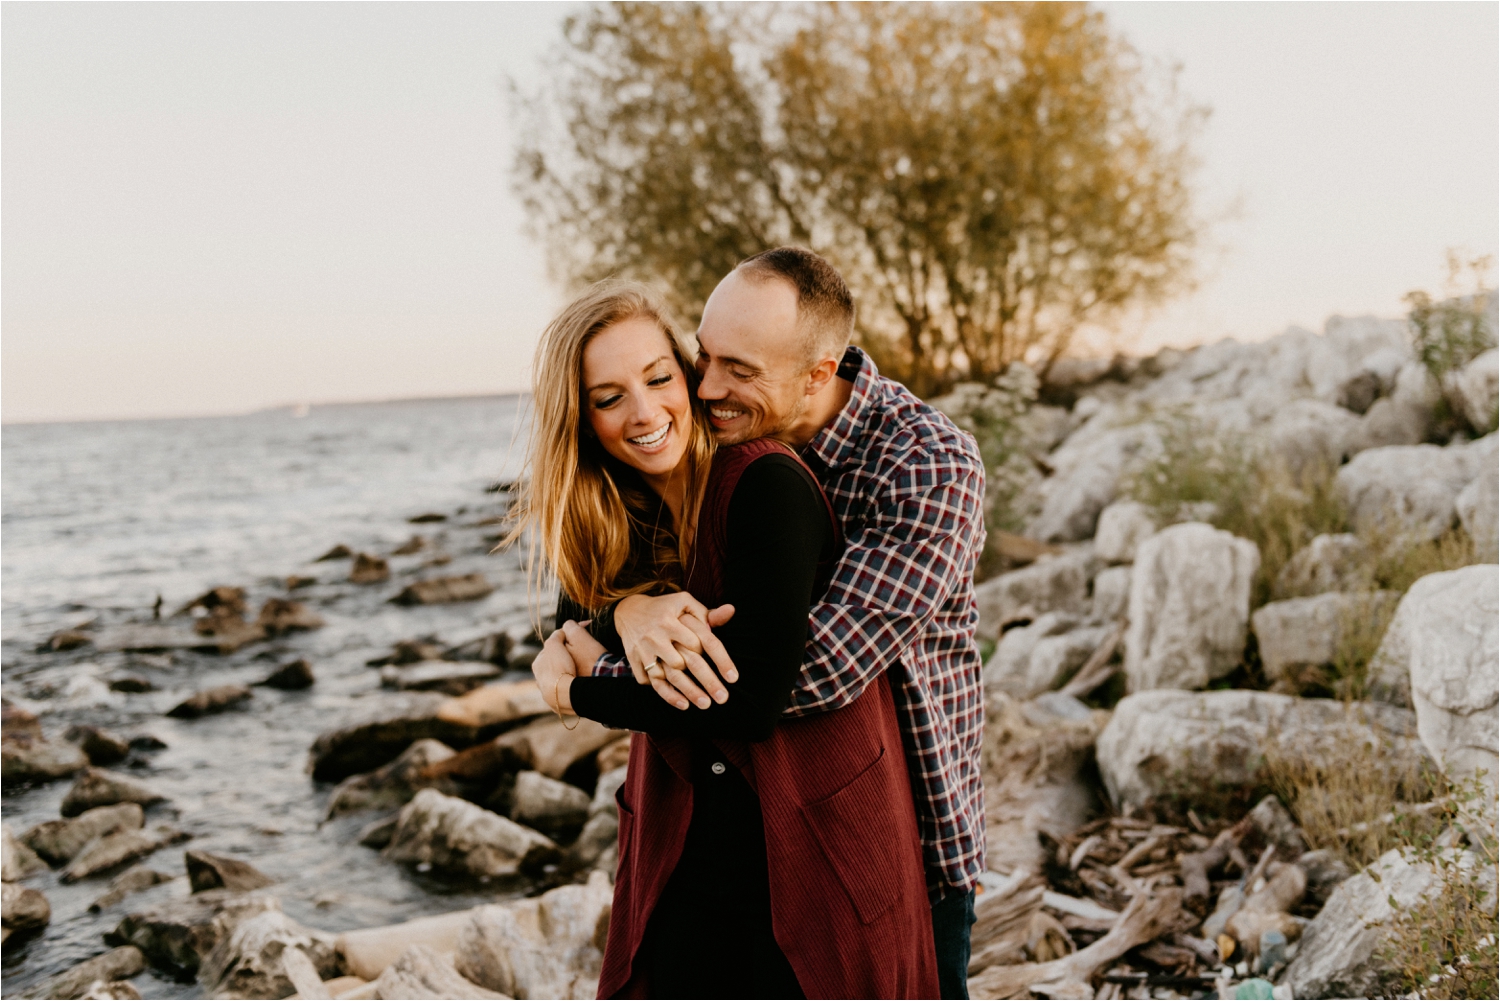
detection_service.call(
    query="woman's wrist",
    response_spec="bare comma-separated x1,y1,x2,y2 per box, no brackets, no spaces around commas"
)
554,673,575,715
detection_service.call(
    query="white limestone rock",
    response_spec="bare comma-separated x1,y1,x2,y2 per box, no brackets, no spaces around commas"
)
373,944,504,1000
453,870,612,1000
1091,566,1131,621
973,552,1092,639
1335,441,1488,541
1258,399,1361,474
199,906,343,1000
1124,523,1259,692
384,788,559,880
984,615,1113,700
1095,689,1423,810
1450,347,1499,433
509,770,590,842
1368,565,1499,791
1251,592,1399,687
1028,424,1153,543
1456,472,1498,560
1274,533,1370,598
1093,501,1156,564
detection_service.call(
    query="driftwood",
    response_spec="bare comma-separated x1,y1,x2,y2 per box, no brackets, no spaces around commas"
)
1059,620,1126,698
967,877,1047,973
1178,818,1250,905
283,947,330,1000
967,887,1185,1000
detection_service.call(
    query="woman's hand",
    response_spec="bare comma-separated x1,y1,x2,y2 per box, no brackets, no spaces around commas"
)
533,629,576,715
559,620,607,678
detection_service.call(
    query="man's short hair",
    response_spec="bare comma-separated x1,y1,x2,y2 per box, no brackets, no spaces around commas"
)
736,247,854,367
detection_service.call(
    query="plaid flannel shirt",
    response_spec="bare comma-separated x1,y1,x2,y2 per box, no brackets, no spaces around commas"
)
594,346,988,896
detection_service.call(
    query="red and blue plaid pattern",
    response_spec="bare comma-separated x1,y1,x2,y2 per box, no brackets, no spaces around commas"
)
593,346,988,896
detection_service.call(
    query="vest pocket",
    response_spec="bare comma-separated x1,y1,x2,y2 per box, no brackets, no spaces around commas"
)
798,746,903,925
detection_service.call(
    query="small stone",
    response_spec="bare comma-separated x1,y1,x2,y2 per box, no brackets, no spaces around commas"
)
349,553,391,584
180,586,247,617
1247,795,1307,858
24,802,145,864
509,770,591,841
595,736,631,775
256,598,325,636
77,980,141,999
380,661,502,696
167,684,252,719
257,658,315,690
325,738,457,818
67,724,132,765
286,575,318,590
390,574,495,606
1091,565,1131,621
2,880,51,936
1274,533,1371,598
90,866,174,912
47,629,94,651
392,535,426,555
1455,471,1498,560
408,512,448,524
2,731,90,786
358,815,399,849
590,766,628,819
62,826,190,882
2,822,46,880
185,850,275,893
306,694,478,783
60,768,166,817
105,888,277,978
32,945,146,1000
128,735,167,752
315,544,352,561
109,676,154,693
199,906,342,999
973,552,1092,639
454,871,614,999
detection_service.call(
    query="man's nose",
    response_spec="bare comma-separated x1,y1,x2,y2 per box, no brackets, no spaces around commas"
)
697,364,725,400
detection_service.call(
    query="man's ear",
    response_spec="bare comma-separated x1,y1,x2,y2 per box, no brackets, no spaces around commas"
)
804,356,840,396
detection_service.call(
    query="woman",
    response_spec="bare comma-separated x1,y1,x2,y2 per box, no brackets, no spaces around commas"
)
507,281,936,999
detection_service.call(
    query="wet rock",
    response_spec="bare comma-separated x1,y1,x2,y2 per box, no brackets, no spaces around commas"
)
595,736,631,775
326,739,457,818
24,802,145,864
1251,592,1399,688
984,614,1114,700
1125,523,1259,692
46,629,94,651
590,766,628,820
2,729,89,786
180,586,248,617
185,850,275,893
1091,565,1131,621
74,981,141,1000
62,826,190,882
384,788,559,880
435,681,551,730
1273,533,1371,598
1093,500,1156,565
349,553,390,584
128,735,166,752
367,637,447,667
2,880,51,939
108,676,154,693
1336,440,1489,541
373,944,503,1000
336,908,478,981
974,552,1091,639
307,694,478,782
381,661,503,696
357,816,398,849
93,624,211,654
89,866,174,912
510,770,590,842
454,870,613,999
257,658,316,690
1456,471,1498,559
408,512,448,524
1095,689,1425,810
443,632,513,666
315,544,352,561
106,890,279,978
166,683,253,719
32,945,146,1000
392,535,426,555
190,610,266,654
1370,564,1499,790
67,724,132,765
256,598,325,636
2,823,45,881
1282,848,1441,999
391,574,495,606
1450,347,1498,433
286,574,318,590
199,906,343,1000
570,813,619,869
493,716,622,780
60,769,167,817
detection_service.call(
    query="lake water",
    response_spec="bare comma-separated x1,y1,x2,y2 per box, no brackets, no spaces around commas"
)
1,396,551,997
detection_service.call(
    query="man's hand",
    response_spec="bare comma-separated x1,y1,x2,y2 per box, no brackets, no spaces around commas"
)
615,593,738,709
558,620,606,677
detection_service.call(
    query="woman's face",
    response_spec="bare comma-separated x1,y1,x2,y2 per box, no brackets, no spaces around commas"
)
581,316,693,489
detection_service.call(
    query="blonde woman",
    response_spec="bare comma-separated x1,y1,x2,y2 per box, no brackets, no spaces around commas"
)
510,281,937,999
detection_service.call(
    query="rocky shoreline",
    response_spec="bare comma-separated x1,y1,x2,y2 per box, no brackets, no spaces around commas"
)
3,303,1497,999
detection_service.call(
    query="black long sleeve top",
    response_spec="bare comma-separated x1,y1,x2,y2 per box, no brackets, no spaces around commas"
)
563,453,834,743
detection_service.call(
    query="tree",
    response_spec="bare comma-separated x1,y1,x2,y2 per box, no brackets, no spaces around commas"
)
515,2,1205,395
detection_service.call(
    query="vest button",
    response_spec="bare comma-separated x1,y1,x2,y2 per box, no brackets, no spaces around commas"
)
710,762,726,775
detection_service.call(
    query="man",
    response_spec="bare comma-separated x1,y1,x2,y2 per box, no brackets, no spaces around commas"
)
571,247,987,998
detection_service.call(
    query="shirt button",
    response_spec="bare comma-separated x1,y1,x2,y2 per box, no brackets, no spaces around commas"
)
710,762,726,776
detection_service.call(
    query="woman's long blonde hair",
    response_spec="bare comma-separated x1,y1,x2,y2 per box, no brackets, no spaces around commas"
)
503,280,716,616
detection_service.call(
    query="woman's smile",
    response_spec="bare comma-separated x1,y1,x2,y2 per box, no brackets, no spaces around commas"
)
627,420,672,451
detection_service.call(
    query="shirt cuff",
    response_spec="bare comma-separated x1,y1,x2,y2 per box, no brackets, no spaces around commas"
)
592,651,630,678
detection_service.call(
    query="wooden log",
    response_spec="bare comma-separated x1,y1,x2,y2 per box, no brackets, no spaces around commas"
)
1059,620,1126,698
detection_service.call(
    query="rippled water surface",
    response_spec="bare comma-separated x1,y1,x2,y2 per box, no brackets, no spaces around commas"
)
2,397,545,997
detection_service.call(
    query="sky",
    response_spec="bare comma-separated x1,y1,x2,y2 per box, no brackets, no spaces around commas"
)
3,2,1497,424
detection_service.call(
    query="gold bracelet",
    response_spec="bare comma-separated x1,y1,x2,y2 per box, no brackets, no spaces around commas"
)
554,675,579,731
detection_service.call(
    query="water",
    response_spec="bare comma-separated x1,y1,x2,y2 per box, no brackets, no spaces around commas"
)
1,396,550,997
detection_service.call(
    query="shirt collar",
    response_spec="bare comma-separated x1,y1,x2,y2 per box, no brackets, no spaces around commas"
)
805,346,879,471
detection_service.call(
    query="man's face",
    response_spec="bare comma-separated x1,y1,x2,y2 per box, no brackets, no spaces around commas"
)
694,271,810,445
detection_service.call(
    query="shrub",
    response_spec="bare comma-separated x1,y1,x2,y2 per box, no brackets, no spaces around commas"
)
1405,251,1497,381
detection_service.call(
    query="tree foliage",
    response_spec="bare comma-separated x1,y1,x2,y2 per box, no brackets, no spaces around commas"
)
515,2,1205,394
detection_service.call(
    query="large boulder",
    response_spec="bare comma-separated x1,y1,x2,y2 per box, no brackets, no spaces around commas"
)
1251,592,1399,689
434,681,551,730
1258,399,1362,474
106,890,278,977
326,738,458,818
1274,533,1371,598
384,789,559,880
2,880,51,941
454,870,613,1000
1093,500,1157,564
973,552,1092,639
983,615,1113,700
32,946,146,1001
1124,523,1259,692
1450,347,1498,433
492,716,623,780
336,909,477,981
1456,471,1498,560
1369,565,1499,790
1281,848,1441,999
1336,439,1491,541
199,905,342,1000
1027,425,1151,542
60,769,167,817
307,695,478,782
1095,689,1424,810
62,826,190,883
372,944,504,1000
24,802,145,865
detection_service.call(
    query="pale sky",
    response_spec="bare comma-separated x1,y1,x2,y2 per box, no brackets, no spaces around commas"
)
3,2,1497,424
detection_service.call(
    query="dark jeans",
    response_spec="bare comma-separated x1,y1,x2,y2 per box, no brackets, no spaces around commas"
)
930,888,977,1000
